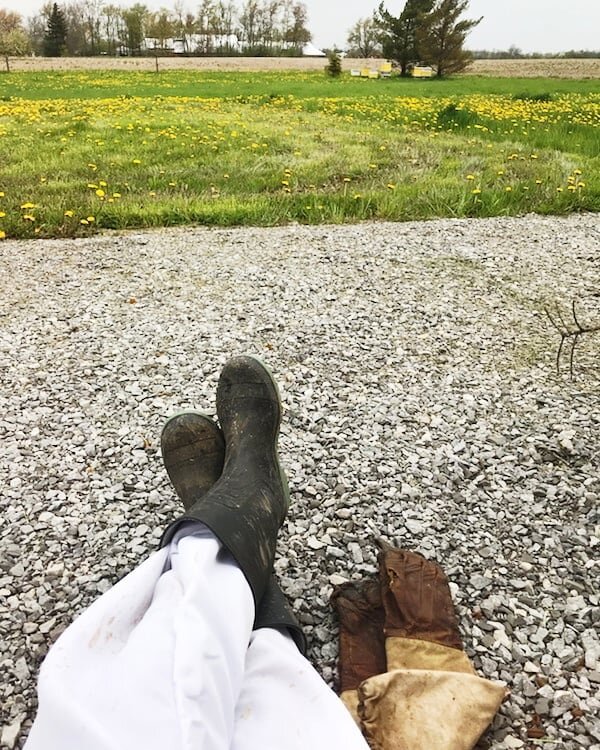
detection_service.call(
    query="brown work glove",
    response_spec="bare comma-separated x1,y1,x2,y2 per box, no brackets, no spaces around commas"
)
330,578,386,724
378,542,474,674
358,668,507,750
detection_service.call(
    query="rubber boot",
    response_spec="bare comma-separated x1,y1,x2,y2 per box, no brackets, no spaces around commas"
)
161,408,306,654
160,356,290,610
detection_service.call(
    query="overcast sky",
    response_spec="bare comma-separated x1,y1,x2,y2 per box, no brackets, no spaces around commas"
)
4,0,599,53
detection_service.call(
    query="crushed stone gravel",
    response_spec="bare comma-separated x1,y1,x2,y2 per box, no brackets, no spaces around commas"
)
1,214,599,749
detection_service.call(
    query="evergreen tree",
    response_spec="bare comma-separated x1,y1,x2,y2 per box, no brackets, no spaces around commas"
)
325,49,342,76
417,0,481,77
375,0,433,76
43,3,68,56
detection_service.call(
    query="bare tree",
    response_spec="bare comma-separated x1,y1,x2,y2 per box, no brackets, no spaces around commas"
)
239,0,259,48
197,0,216,53
347,17,381,57
0,10,30,71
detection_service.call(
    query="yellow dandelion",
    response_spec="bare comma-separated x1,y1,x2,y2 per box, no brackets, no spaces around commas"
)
466,174,475,180
149,191,156,197
574,169,582,175
472,188,481,195
281,180,289,186
353,194,362,200
535,180,542,185
87,183,98,189
80,219,89,225
99,180,108,187
505,186,513,192
369,164,377,170
0,211,5,218
557,187,564,192
23,214,36,221
387,183,396,190
343,177,351,183
20,202,36,209
113,193,121,199
132,159,141,165
223,174,230,179
96,189,105,198
497,170,505,176
0,230,5,240
530,154,538,159
168,182,176,187
64,210,74,218
87,216,95,223
0,191,5,198
578,182,586,188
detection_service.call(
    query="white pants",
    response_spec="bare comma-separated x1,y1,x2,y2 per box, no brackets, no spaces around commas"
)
25,525,369,750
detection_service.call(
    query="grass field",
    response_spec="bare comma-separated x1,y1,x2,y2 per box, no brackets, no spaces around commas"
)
0,70,598,239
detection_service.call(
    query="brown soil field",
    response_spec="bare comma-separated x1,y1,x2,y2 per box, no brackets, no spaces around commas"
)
5,55,600,78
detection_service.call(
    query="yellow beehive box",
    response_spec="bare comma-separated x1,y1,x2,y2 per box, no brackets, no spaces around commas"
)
412,65,434,78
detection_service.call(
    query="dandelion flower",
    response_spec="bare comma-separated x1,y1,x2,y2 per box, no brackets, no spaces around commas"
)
578,182,586,188
387,183,396,190
113,193,121,199
80,219,89,225
132,159,141,165
96,189,105,198
472,188,481,195
466,174,475,181
0,231,5,240
20,202,36,209
23,214,36,221
0,191,5,198
0,211,5,218
87,216,95,223
505,186,512,192
64,210,74,217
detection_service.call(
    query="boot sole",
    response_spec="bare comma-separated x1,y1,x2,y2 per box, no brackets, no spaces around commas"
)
161,410,225,508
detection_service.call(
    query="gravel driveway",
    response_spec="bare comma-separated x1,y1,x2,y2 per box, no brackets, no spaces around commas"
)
1,214,599,749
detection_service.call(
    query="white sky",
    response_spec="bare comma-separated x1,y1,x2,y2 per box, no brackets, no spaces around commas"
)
5,0,599,53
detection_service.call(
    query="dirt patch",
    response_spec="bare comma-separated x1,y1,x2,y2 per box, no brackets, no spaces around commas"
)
466,58,600,79
7,56,600,78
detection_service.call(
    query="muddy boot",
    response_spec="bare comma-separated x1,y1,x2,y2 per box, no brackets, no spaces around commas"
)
160,355,290,609
161,408,306,654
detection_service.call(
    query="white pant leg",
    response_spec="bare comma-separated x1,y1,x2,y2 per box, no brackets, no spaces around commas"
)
25,525,254,750
232,628,370,750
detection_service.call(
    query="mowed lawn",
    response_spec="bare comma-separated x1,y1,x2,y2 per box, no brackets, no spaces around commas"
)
0,70,598,239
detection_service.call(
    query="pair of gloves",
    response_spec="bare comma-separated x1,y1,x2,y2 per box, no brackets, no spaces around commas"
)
331,542,508,750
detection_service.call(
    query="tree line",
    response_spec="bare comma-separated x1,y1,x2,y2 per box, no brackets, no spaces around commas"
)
1,0,311,60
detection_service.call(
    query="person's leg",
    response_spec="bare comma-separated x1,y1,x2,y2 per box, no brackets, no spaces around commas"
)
231,627,370,750
25,525,254,750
